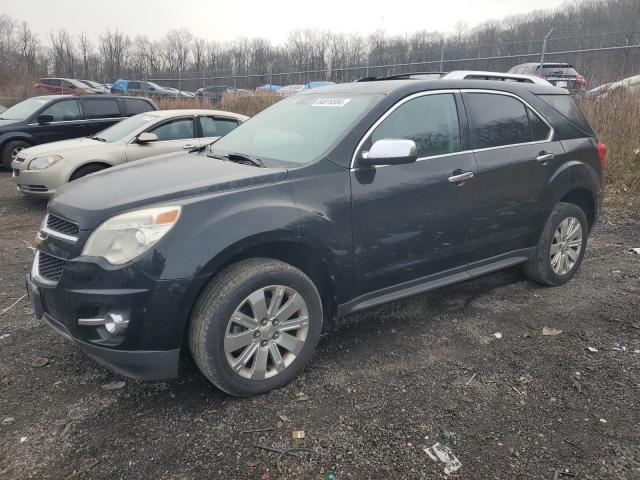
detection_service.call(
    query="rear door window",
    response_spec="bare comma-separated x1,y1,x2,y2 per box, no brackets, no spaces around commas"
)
464,93,531,149
82,98,121,119
199,116,239,137
370,93,461,158
128,81,141,90
122,98,154,116
536,94,594,136
150,118,194,141
40,99,82,122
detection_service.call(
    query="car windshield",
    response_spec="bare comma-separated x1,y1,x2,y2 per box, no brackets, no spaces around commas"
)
0,97,51,121
95,113,159,142
210,93,379,165
148,82,164,90
537,65,579,76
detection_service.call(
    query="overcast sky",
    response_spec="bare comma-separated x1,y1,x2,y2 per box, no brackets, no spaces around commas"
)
3,0,565,44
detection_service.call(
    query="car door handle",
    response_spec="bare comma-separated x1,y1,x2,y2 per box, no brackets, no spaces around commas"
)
536,152,555,162
448,171,474,183
182,144,196,150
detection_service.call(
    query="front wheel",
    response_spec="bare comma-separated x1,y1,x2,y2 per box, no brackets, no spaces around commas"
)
189,258,323,397
1,140,31,169
524,202,588,286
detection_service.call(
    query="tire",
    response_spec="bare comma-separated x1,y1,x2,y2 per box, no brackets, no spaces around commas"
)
524,202,589,286
69,164,107,181
1,140,31,169
189,258,323,397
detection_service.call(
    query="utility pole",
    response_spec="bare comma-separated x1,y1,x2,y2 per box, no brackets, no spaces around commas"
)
540,28,554,72
440,43,445,72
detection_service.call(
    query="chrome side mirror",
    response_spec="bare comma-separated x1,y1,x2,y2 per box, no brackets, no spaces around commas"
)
360,139,418,167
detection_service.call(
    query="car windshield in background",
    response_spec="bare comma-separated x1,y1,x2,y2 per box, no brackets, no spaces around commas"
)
148,82,165,90
210,93,379,165
537,66,579,76
96,113,159,142
0,97,50,121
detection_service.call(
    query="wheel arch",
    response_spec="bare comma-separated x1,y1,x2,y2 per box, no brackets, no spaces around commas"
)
560,187,597,231
68,161,113,181
181,239,338,349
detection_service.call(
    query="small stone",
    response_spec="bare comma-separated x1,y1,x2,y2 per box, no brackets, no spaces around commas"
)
246,458,258,467
292,430,305,439
599,418,607,423
31,357,49,367
492,332,503,339
101,381,126,391
587,347,598,353
19,437,27,443
2,417,15,425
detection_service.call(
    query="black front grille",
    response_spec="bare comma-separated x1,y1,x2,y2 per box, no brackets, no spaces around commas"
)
38,252,66,282
46,214,79,237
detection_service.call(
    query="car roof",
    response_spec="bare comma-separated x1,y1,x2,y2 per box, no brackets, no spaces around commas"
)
299,78,566,96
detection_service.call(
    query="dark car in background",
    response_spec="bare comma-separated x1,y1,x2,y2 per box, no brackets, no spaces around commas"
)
0,95,157,168
110,80,176,97
195,85,247,101
35,78,102,95
27,78,605,397
508,63,587,92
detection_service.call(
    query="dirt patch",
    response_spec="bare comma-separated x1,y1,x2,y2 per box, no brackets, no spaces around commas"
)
0,171,639,479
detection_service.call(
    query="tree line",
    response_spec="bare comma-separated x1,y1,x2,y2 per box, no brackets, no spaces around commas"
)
0,0,639,95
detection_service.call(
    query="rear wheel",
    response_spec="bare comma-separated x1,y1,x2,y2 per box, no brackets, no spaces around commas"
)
69,164,108,181
189,258,323,397
524,202,588,286
1,140,31,169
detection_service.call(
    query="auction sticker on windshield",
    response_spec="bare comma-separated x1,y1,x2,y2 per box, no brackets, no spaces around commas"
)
311,98,352,107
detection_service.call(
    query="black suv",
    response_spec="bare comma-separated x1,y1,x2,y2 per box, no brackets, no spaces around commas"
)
26,79,605,397
0,95,157,168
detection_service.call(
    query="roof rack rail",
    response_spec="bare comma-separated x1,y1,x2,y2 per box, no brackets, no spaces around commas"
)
355,70,551,86
442,70,551,85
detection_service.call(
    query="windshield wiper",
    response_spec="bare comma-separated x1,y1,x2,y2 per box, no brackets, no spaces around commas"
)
90,135,106,142
189,137,221,154
223,153,266,168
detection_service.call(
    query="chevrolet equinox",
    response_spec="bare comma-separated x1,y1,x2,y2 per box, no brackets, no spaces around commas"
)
27,79,605,397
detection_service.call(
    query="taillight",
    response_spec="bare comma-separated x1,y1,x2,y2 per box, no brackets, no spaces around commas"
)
203,91,208,96
596,142,607,168
576,75,587,85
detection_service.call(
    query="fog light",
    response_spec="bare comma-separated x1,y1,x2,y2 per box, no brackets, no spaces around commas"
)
78,311,129,335
104,313,129,335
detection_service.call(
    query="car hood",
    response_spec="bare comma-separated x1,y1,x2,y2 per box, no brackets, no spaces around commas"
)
20,138,116,159
0,119,22,129
49,152,289,229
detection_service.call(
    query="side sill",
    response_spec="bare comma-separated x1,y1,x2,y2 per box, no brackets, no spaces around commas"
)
338,248,534,317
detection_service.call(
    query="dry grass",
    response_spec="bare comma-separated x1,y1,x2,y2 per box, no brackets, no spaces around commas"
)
579,91,640,197
155,92,281,117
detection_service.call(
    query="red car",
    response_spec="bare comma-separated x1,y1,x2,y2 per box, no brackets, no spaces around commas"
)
35,78,101,95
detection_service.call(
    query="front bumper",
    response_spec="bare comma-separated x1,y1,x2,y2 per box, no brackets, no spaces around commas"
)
26,256,205,380
11,163,61,198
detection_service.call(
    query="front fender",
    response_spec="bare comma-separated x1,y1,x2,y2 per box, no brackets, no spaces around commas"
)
0,131,35,149
133,182,302,280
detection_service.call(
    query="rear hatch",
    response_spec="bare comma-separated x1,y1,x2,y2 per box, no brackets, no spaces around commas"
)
537,64,585,90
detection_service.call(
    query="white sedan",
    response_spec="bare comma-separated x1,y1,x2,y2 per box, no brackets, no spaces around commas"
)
11,109,248,198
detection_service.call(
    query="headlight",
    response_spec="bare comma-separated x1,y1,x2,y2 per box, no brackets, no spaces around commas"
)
29,155,63,170
82,206,181,265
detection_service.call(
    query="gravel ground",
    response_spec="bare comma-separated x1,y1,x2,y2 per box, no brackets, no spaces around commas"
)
0,170,639,480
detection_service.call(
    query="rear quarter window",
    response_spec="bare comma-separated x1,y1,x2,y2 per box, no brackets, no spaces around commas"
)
536,94,594,136
122,98,154,116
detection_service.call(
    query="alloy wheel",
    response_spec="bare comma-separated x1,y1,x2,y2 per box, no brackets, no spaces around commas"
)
224,285,309,380
550,217,583,275
11,146,24,160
